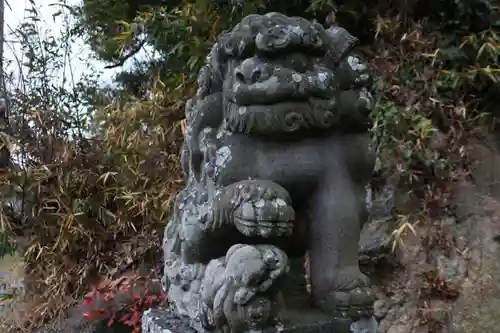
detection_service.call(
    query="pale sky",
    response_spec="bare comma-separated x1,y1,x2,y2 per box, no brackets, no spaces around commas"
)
5,0,130,88
5,0,132,165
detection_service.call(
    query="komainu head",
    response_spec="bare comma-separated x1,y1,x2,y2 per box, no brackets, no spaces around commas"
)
193,12,375,137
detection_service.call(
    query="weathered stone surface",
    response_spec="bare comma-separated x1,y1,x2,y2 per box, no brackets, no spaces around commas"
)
369,136,500,333
142,307,198,333
160,11,378,333
142,306,369,333
359,217,393,261
446,182,500,333
373,299,389,319
359,184,395,262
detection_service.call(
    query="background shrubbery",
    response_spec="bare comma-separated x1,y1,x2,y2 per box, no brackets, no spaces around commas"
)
0,0,499,330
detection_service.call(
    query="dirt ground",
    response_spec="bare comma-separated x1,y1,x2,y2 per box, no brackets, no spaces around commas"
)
0,253,25,328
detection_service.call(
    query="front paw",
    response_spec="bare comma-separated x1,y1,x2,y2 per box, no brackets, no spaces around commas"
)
234,196,295,238
331,286,375,319
317,267,375,319
229,180,296,238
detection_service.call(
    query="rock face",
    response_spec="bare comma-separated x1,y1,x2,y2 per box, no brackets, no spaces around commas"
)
156,11,379,333
359,184,395,262
446,138,500,333
448,212,500,333
370,135,500,333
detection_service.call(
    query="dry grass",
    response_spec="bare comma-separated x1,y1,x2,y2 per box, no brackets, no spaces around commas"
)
0,80,189,331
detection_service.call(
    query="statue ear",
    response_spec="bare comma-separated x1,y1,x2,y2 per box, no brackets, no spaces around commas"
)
325,26,359,66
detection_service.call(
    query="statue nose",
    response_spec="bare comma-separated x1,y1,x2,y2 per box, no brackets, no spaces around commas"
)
234,58,269,84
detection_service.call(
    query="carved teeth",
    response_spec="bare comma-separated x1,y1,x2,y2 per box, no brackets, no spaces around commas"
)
234,217,294,237
259,225,274,238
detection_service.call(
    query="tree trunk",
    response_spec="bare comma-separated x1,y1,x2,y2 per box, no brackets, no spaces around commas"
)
0,0,11,168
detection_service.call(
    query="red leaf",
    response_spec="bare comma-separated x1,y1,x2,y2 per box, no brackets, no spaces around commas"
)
124,311,141,326
120,313,130,322
107,316,115,327
131,310,141,323
144,296,153,308
81,296,93,306
93,290,101,299
103,292,115,302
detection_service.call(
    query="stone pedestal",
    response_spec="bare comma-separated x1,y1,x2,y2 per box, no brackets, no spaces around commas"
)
142,307,197,333
142,306,352,333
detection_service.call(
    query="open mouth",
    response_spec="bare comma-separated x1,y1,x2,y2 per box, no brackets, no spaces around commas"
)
231,71,335,107
248,311,266,324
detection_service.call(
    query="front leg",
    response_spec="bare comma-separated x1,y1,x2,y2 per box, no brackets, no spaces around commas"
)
307,165,374,319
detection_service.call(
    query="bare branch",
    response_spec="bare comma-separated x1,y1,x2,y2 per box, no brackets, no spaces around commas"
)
104,40,147,69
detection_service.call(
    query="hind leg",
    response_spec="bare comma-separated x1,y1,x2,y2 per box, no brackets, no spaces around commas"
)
307,166,374,318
